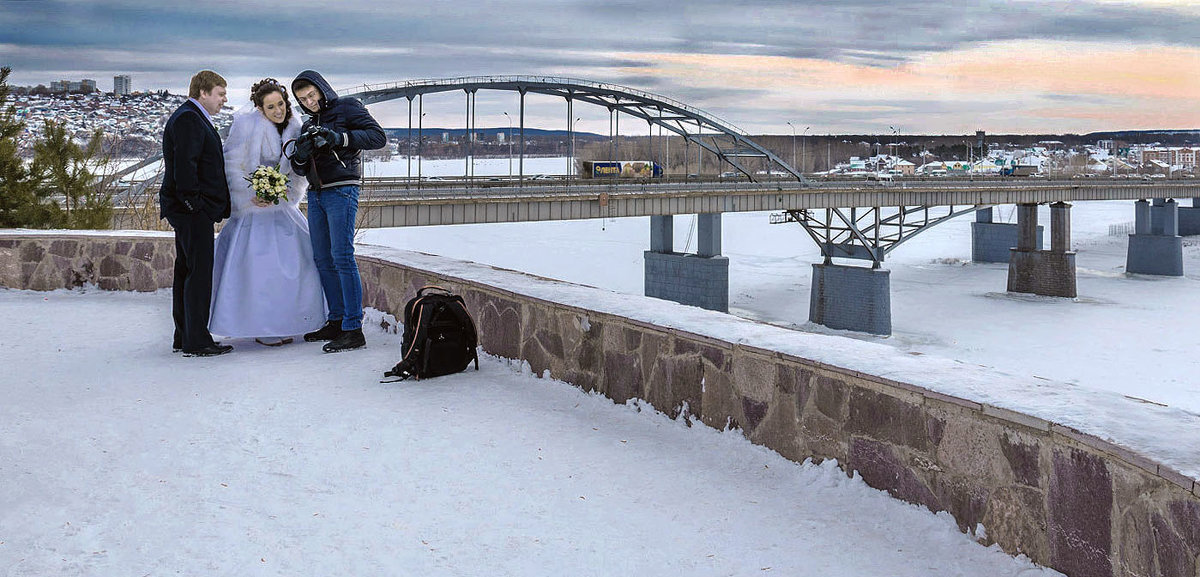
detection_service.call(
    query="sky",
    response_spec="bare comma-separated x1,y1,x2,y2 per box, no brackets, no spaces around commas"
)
2,0,1199,135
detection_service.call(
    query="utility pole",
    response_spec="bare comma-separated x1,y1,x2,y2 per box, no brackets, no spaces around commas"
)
503,111,512,178
786,121,796,170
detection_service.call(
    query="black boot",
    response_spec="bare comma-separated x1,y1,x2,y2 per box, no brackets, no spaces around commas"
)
304,320,343,342
323,328,365,353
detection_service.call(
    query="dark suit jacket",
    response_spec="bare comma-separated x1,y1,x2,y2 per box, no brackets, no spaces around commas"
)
159,100,231,221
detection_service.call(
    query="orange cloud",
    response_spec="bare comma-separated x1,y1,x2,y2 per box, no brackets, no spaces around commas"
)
608,40,1200,132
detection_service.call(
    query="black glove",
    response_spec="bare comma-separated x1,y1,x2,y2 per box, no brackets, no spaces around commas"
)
312,126,341,151
293,135,314,165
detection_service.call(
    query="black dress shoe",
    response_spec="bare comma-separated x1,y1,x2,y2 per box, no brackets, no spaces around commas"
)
304,320,343,342
174,340,220,353
182,343,234,357
322,328,365,353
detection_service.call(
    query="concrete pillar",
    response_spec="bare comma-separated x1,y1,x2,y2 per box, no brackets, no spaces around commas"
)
1008,202,1077,298
1171,198,1200,236
809,263,891,335
1128,198,1184,276
1135,200,1150,235
1177,199,1200,235
696,213,721,257
1050,202,1071,253
650,215,673,253
1161,199,1179,236
1017,204,1039,251
972,206,1043,263
644,212,728,312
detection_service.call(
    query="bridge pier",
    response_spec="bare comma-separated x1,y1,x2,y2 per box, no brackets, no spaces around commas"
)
1126,198,1183,276
1008,202,1077,298
644,214,729,312
1176,197,1200,236
971,207,1042,263
809,263,891,336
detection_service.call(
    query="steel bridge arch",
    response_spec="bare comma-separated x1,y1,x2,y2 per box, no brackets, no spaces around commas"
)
341,75,806,183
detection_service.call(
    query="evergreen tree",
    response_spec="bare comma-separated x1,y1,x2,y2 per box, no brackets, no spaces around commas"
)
0,66,44,227
31,120,112,229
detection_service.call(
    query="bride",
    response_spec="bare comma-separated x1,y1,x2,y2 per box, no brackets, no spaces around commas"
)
209,78,326,345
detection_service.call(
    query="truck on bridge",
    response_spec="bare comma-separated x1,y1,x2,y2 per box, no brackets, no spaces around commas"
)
581,160,664,179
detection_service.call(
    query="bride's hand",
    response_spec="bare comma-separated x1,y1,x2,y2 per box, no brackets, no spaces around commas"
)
251,197,271,208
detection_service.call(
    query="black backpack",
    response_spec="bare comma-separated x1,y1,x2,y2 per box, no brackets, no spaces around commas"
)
383,286,479,382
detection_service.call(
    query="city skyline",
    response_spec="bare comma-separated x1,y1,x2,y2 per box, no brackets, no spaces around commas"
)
2,0,1199,135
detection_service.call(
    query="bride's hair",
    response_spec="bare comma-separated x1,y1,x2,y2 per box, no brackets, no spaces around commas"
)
250,78,293,133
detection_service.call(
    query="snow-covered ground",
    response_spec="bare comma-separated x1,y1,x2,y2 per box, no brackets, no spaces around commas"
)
0,289,1059,576
357,157,1200,475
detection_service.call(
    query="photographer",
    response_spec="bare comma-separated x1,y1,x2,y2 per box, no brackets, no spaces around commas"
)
290,70,386,353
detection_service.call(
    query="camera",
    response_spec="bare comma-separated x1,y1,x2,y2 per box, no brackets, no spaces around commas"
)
303,125,332,152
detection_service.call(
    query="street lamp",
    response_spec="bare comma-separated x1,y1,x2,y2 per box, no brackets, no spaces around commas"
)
418,112,426,185
786,121,797,171
503,111,513,178
571,116,581,180
802,126,809,175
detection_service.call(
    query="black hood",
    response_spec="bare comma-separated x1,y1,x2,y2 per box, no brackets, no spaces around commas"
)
292,70,338,114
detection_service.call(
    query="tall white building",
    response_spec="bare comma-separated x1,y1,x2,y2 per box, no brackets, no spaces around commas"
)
114,75,132,95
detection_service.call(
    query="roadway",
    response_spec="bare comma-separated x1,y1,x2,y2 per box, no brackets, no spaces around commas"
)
111,175,1200,229
353,177,1200,228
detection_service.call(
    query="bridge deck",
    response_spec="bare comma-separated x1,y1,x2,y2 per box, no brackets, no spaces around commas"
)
352,180,1200,228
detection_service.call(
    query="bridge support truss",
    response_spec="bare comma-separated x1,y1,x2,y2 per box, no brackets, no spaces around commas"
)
1127,198,1183,276
644,214,729,312
773,204,979,335
1008,202,1077,298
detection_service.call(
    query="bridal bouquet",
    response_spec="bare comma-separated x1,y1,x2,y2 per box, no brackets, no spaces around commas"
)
246,165,289,205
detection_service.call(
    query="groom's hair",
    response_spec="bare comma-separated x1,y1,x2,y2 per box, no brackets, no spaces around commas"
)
188,70,227,98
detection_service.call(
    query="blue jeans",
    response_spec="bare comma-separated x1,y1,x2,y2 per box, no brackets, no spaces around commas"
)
307,184,363,331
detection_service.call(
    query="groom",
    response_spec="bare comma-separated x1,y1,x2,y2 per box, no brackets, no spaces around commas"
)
159,70,233,357
290,70,386,353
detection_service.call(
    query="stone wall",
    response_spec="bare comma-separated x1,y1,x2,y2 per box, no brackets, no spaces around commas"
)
4,231,1199,577
358,254,1200,577
0,231,175,291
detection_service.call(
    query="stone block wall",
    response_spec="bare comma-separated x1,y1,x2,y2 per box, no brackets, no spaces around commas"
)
643,251,729,312
809,262,891,335
1008,249,1078,298
0,232,175,291
1127,234,1185,277
5,231,1200,577
358,253,1200,577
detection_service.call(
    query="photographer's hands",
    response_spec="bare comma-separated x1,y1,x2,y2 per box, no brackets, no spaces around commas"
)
311,126,341,150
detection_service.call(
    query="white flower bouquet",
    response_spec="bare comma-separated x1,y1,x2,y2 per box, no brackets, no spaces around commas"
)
246,165,290,205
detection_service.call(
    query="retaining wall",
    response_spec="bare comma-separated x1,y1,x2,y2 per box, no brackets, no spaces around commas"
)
3,230,1199,577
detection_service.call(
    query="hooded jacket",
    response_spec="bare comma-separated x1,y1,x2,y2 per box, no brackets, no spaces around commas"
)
289,70,386,190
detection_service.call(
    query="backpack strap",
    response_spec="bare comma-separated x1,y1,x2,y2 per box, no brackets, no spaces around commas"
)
417,285,453,298
396,299,433,377
442,298,480,371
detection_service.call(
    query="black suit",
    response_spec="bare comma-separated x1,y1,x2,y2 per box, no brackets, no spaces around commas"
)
158,100,231,352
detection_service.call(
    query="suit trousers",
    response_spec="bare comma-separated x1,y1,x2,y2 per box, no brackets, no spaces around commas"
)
166,212,218,351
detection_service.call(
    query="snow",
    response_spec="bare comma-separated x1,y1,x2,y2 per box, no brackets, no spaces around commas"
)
0,288,1058,575
4,156,1194,573
356,158,1200,479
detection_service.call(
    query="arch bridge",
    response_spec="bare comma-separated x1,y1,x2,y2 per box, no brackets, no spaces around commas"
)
341,75,805,183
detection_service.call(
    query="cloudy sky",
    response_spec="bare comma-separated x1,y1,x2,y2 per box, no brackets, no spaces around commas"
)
3,0,1199,135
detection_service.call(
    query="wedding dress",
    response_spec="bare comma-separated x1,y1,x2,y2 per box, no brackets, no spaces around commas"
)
209,106,326,339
